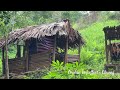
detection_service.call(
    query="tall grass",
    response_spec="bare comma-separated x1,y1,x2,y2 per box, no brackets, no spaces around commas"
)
68,20,120,71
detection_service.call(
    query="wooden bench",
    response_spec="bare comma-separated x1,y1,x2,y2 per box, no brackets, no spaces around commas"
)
67,54,79,63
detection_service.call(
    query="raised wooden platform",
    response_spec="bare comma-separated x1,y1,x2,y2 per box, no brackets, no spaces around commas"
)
105,64,120,72
67,54,79,63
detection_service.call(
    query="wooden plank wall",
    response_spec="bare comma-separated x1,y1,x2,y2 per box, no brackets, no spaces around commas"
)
8,58,25,74
29,52,51,71
37,37,54,53
8,52,51,74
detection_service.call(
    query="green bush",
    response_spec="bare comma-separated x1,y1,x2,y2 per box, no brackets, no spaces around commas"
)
42,60,120,79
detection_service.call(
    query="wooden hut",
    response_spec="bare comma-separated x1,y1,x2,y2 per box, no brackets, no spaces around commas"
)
0,19,84,76
103,25,120,72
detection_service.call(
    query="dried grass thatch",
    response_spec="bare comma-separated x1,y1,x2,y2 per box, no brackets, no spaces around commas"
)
0,19,84,49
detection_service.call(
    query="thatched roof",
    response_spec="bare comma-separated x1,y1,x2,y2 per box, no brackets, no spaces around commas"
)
0,19,84,49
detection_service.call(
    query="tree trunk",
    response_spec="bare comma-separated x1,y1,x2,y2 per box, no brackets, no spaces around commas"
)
5,36,9,79
2,47,5,75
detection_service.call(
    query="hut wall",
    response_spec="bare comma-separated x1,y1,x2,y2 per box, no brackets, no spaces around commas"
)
29,37,54,55
36,36,54,53
8,57,25,74
8,52,51,74
29,52,51,71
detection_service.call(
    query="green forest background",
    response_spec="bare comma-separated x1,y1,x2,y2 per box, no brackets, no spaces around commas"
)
1,11,120,79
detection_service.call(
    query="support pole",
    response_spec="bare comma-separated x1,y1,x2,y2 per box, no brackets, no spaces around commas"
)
2,47,5,75
52,35,56,62
23,45,25,58
78,41,81,64
105,34,108,64
109,40,112,62
25,41,29,72
5,36,9,79
64,36,68,64
17,45,21,58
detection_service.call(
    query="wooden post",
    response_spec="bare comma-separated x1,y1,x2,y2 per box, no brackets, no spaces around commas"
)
5,36,9,79
105,34,108,64
64,36,68,64
109,40,112,62
25,41,29,72
23,45,25,58
64,19,70,64
52,35,56,62
78,41,81,64
2,47,5,75
17,45,21,58
36,39,38,53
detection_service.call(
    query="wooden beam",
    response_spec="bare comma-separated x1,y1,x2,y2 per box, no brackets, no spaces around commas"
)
52,35,56,62
78,41,81,64
25,41,29,72
2,47,5,75
105,34,108,64
64,36,68,64
5,36,9,79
